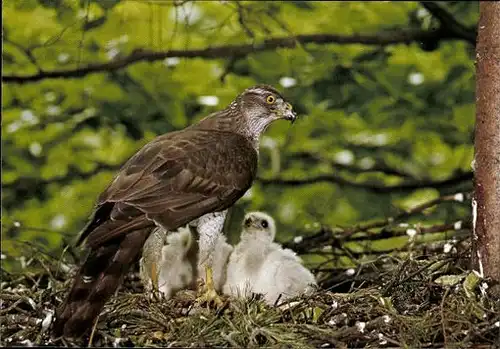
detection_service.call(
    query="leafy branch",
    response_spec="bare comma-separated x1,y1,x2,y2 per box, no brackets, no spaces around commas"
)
3,37,43,73
3,25,475,84
282,192,472,254
2,162,119,205
4,164,473,202
3,161,473,211
289,151,415,179
259,171,473,193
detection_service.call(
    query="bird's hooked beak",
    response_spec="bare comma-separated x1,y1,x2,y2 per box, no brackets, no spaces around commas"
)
243,217,266,236
277,99,297,124
243,216,258,230
242,214,275,242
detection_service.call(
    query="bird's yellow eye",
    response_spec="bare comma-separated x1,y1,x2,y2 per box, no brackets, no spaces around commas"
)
266,95,276,104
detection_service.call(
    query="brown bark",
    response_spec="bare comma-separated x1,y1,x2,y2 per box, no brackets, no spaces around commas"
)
472,2,500,282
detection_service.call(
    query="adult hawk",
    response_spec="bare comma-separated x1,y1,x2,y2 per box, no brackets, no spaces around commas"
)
53,85,296,338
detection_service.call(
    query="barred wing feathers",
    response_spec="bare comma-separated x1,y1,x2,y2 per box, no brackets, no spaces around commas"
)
54,129,257,338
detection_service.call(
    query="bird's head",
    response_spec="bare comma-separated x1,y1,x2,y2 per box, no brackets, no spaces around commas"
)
194,85,296,143
220,84,297,143
238,84,296,123
241,211,276,243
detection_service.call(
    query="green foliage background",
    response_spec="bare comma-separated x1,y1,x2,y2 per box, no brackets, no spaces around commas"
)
2,1,476,266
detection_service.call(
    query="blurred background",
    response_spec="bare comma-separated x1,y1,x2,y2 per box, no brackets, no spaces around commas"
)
2,1,477,274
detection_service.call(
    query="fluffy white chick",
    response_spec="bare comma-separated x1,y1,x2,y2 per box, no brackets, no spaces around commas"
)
207,234,233,291
140,225,233,299
140,226,195,299
157,226,196,299
223,212,317,305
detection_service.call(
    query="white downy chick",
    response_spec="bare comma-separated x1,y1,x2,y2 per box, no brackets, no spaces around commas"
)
139,226,194,299
223,212,317,305
210,234,233,291
140,224,233,298
157,226,195,299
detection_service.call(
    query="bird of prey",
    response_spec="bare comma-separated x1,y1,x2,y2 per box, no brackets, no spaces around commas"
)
139,226,196,299
139,224,232,299
223,212,317,305
53,85,296,338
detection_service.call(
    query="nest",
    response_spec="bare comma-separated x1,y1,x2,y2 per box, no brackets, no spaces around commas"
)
1,238,499,348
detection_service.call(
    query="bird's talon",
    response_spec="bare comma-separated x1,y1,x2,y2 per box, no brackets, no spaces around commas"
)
195,288,224,308
194,266,224,308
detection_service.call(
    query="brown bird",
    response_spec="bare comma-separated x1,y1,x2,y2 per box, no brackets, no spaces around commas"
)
52,85,296,338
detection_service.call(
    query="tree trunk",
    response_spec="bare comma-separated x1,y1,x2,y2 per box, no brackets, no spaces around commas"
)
472,2,500,283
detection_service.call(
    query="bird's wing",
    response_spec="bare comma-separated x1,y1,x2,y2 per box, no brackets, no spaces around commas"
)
273,252,317,291
277,246,303,263
81,129,257,248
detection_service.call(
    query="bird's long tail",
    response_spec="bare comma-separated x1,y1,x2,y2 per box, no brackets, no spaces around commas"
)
53,228,151,338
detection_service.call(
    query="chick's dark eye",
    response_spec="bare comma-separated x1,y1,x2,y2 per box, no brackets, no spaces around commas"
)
261,220,269,228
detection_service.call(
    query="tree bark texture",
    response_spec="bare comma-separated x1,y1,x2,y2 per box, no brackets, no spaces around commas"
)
472,1,500,282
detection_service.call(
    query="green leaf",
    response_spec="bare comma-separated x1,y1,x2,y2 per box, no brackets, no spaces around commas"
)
434,274,465,286
463,271,482,299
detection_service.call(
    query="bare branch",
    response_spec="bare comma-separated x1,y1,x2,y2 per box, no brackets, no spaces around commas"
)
219,56,239,83
420,2,477,45
3,27,474,84
77,0,91,67
235,1,255,39
348,222,471,243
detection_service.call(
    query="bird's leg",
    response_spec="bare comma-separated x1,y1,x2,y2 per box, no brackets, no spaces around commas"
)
195,264,223,308
194,246,223,307
150,262,158,289
191,211,228,308
149,261,163,300
185,225,200,291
